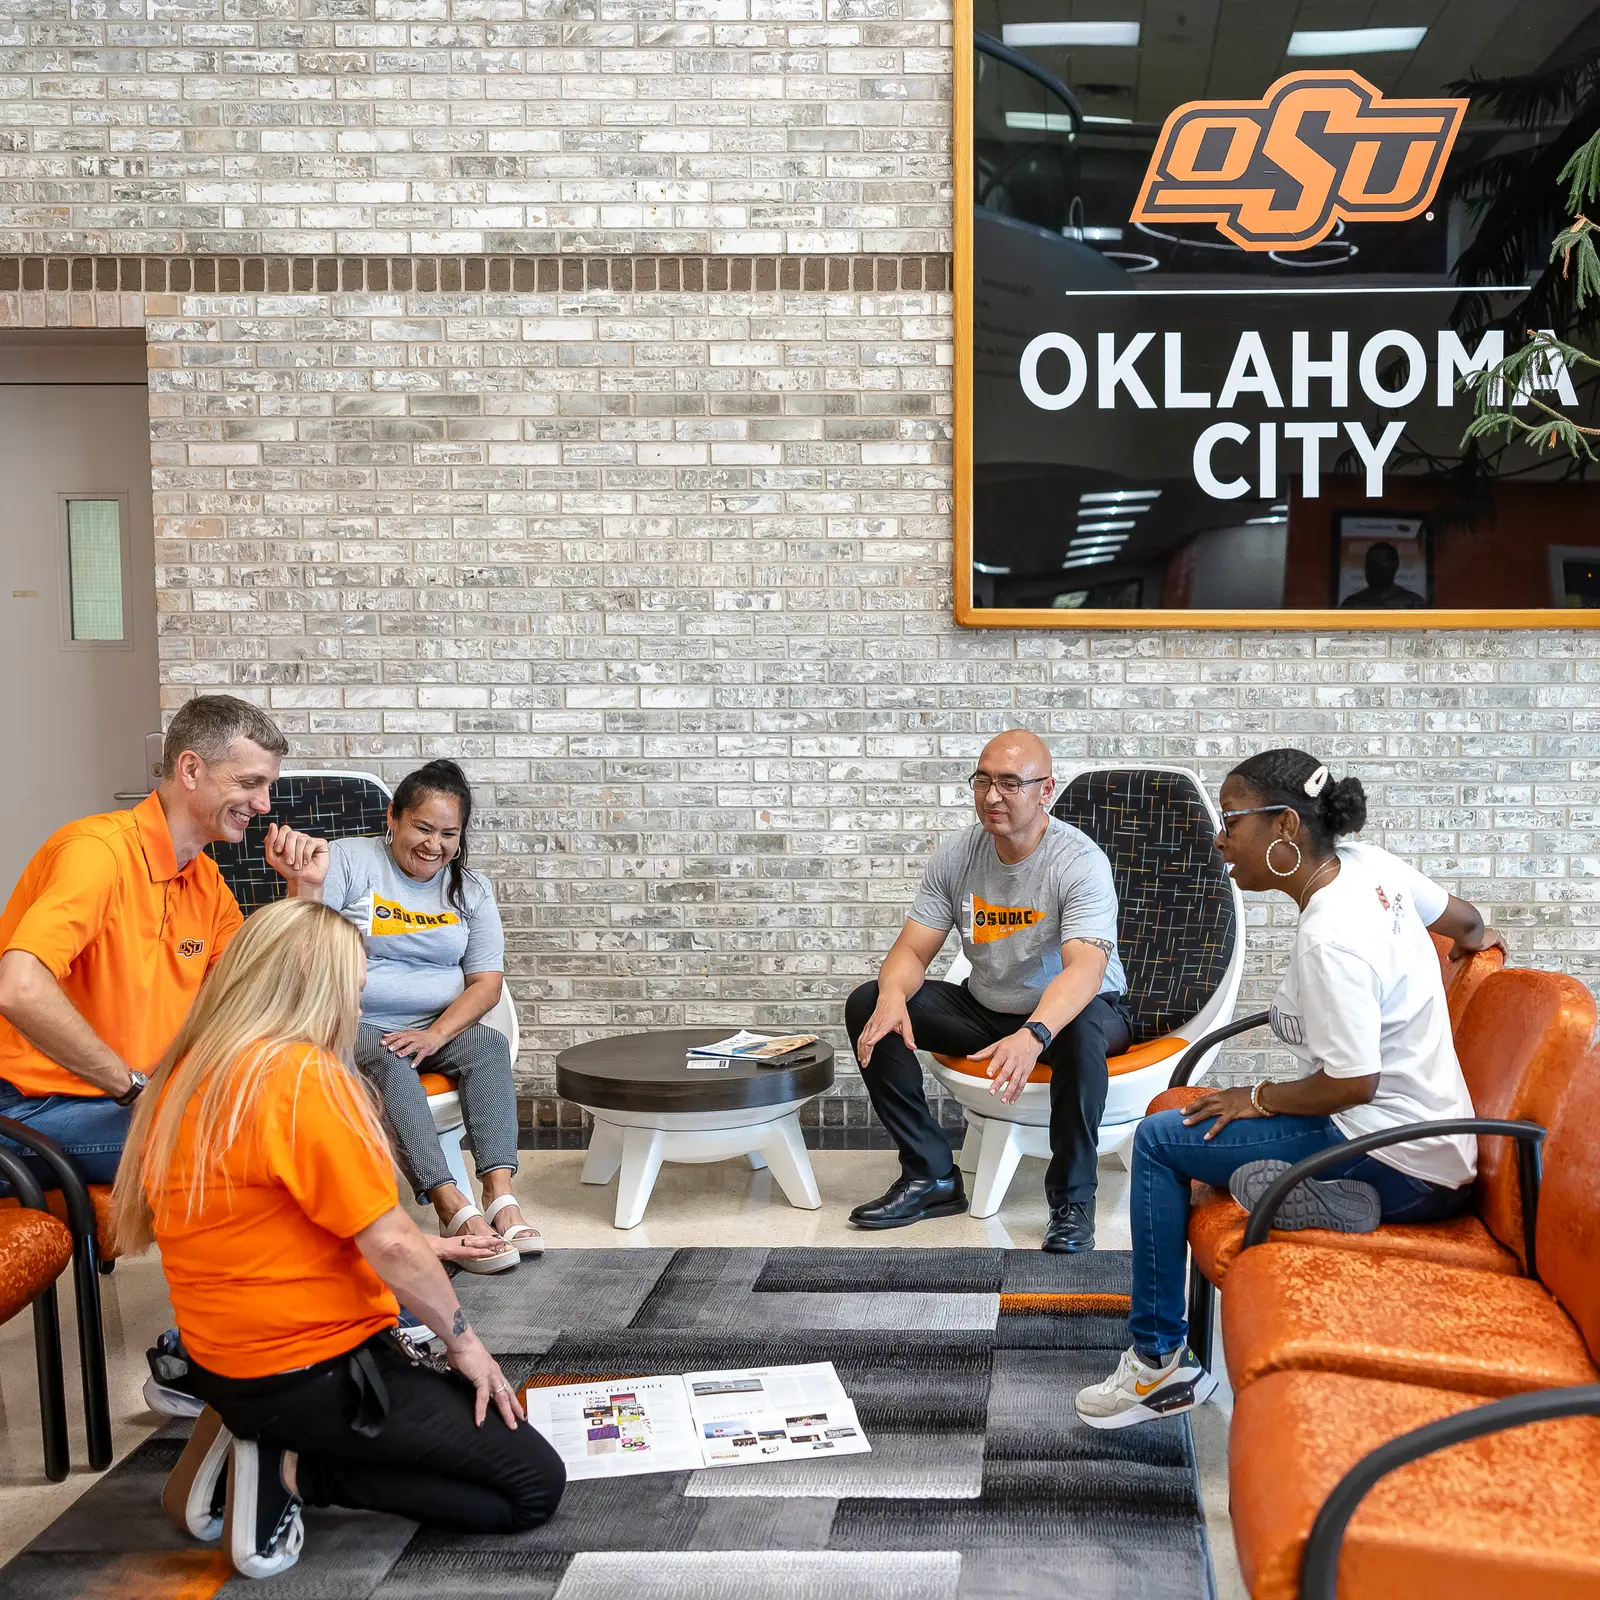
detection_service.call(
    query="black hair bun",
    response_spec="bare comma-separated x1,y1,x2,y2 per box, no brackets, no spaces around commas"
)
1321,775,1367,837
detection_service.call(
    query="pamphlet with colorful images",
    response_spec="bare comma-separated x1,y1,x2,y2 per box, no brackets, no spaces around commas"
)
520,1362,870,1480
684,1031,821,1064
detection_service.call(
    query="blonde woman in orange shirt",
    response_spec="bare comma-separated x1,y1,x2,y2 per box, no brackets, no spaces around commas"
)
112,898,564,1581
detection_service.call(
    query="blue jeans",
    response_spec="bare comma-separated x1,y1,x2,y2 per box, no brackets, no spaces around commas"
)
1129,1107,1474,1360
0,1078,132,1192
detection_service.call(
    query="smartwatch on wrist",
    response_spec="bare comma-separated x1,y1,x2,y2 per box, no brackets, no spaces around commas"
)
1024,1020,1053,1051
114,1070,148,1107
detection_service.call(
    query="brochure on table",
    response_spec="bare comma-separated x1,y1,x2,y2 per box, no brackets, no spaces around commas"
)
684,1030,819,1067
521,1362,870,1480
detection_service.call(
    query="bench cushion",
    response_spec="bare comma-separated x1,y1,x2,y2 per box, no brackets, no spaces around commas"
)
1231,1369,1600,1600
0,1208,73,1324
1222,1242,1598,1398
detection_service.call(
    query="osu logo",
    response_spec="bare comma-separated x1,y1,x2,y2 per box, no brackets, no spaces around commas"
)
967,895,1043,945
177,938,205,959
1131,71,1466,251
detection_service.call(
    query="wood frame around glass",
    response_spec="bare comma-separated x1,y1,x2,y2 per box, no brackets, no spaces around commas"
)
950,0,1600,631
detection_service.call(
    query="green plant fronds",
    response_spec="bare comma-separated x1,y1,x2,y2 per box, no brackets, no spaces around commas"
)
1460,332,1600,460
1559,129,1600,212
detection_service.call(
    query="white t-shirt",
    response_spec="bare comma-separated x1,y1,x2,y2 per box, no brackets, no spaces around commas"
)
1268,849,1476,1188
1337,839,1449,926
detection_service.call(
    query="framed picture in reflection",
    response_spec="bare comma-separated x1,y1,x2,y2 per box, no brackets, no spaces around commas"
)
1334,514,1432,609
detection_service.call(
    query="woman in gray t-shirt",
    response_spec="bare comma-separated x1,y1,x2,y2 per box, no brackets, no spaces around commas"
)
322,760,538,1272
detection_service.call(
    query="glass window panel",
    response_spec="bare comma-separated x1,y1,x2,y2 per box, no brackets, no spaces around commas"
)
67,499,124,642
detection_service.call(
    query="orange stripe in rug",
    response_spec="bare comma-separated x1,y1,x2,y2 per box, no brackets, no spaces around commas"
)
999,1292,1132,1316
522,1372,647,1388
74,1551,233,1600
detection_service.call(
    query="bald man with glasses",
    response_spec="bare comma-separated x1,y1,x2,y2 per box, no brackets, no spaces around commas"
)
845,731,1131,1251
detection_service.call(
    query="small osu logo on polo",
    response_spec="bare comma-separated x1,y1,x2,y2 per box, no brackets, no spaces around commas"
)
1130,71,1467,252
178,938,206,959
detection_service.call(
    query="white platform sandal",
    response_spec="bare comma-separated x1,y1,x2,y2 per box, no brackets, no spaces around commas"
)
484,1192,545,1255
442,1203,520,1273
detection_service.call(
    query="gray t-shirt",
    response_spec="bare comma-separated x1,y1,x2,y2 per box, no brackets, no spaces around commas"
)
909,819,1126,1016
321,836,505,1033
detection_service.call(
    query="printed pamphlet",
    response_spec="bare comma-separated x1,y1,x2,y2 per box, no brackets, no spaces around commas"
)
685,1031,820,1063
521,1362,870,1481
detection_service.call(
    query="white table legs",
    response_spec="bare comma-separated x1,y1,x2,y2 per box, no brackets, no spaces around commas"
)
577,1099,824,1229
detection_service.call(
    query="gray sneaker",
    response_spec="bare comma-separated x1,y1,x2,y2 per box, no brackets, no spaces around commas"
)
1228,1160,1382,1233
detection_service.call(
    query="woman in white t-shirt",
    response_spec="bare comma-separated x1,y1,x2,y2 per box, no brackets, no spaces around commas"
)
1077,747,1503,1431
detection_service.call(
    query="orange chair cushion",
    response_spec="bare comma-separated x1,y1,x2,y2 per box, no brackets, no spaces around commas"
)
933,1035,1185,1087
1187,1185,1520,1286
1143,1084,1208,1117
0,1183,118,1261
1446,943,1506,1032
1452,968,1596,1265
1231,1369,1600,1600
418,1071,456,1096
1222,1241,1598,1398
1534,1045,1600,1355
0,1207,74,1324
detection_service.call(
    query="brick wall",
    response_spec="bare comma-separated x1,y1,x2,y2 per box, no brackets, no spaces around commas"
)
0,0,951,259
1,0,1596,1126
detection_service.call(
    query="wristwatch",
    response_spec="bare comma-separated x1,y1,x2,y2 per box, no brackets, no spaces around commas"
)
114,1070,148,1107
1024,1021,1053,1051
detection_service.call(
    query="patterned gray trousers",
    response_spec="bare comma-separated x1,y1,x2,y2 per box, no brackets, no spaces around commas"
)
355,1022,519,1202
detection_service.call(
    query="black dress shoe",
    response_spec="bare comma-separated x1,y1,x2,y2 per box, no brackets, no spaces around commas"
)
1042,1200,1095,1253
849,1171,968,1230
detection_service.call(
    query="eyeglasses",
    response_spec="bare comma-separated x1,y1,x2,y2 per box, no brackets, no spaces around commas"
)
967,773,1049,798
1218,804,1290,836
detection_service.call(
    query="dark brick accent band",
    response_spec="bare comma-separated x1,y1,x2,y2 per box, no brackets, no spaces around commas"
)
0,254,951,295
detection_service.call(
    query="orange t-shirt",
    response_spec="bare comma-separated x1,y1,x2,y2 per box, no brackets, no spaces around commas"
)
0,793,243,1097
149,1042,400,1379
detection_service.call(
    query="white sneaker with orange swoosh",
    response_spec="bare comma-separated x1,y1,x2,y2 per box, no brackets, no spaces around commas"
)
1075,1345,1217,1430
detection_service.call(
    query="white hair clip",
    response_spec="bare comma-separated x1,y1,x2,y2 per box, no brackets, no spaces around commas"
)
1303,765,1331,798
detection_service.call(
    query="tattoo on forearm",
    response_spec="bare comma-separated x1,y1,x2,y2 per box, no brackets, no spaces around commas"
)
451,1309,468,1338
1065,938,1115,959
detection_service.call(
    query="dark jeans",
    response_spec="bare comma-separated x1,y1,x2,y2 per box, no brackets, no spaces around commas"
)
845,980,1131,1204
0,1078,131,1191
1130,1107,1476,1360
186,1331,565,1535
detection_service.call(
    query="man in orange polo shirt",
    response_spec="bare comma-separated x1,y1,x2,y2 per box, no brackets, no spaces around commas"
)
0,695,322,1185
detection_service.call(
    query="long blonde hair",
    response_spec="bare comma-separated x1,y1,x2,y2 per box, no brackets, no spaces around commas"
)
111,897,387,1254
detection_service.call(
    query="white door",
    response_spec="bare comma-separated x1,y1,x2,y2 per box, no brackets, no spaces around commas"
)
0,376,158,895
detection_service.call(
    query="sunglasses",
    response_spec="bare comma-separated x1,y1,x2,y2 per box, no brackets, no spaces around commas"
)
1218,804,1290,836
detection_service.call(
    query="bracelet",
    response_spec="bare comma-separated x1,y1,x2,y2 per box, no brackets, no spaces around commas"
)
1250,1081,1275,1117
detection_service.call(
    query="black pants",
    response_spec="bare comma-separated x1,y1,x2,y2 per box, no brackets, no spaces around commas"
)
845,980,1131,1204
186,1332,565,1535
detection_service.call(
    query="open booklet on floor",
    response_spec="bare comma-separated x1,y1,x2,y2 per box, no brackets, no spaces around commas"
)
520,1361,871,1480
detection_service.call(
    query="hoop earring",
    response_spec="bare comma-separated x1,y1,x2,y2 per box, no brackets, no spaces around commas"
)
1266,838,1302,877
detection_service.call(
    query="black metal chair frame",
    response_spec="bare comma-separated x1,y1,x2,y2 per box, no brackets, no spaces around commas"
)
0,1144,71,1481
0,1116,114,1470
1301,1383,1600,1598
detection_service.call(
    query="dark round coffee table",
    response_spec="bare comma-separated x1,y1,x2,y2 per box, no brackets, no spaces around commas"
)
556,1028,835,1229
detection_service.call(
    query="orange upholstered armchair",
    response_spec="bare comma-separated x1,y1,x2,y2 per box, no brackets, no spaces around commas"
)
0,1143,77,1480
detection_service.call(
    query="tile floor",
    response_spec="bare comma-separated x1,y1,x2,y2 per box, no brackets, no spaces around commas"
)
0,1150,1245,1598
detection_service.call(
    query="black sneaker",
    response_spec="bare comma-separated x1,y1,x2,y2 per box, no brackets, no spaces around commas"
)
1042,1199,1095,1253
848,1171,968,1229
224,1439,304,1580
1229,1160,1382,1233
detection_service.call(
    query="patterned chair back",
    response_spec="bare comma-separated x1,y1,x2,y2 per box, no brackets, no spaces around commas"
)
1052,768,1236,1044
210,771,391,915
